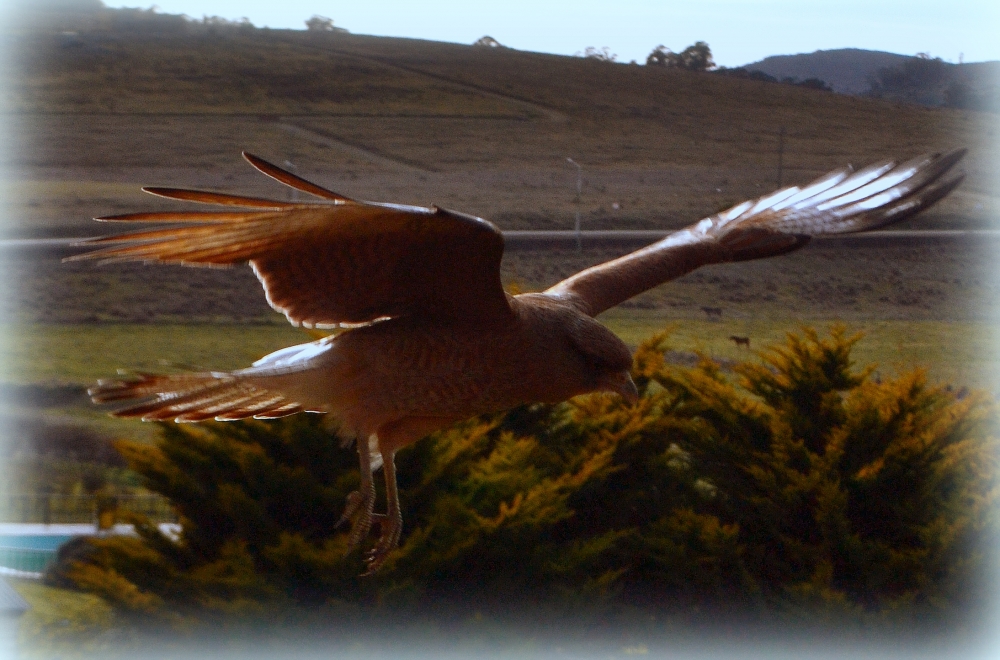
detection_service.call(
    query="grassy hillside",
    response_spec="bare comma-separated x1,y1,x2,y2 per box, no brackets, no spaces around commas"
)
5,14,996,238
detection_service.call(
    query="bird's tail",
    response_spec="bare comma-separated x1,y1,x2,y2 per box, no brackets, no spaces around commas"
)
89,371,306,422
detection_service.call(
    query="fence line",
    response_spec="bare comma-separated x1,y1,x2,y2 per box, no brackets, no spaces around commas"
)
0,493,176,524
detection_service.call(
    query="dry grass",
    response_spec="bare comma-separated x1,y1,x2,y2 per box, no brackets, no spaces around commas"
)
6,25,996,238
12,236,995,326
10,578,123,654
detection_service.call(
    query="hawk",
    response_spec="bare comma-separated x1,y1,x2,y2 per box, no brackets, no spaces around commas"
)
68,149,966,572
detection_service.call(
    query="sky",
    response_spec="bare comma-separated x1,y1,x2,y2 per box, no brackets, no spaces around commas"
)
91,0,1000,67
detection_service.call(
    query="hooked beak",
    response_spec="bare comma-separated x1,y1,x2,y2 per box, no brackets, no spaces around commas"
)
600,371,639,405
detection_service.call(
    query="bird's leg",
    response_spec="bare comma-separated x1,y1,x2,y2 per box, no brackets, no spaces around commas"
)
356,417,457,573
364,449,402,574
337,433,379,552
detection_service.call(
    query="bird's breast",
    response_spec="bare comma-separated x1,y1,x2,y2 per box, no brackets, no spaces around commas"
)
327,319,574,425
315,295,623,437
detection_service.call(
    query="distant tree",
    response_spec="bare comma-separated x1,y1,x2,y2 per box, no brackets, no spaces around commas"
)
678,41,714,71
305,15,333,31
712,66,778,83
866,53,999,111
473,35,504,48
794,77,833,91
580,46,617,63
305,15,346,33
712,68,831,92
646,45,676,67
646,41,714,71
867,53,951,106
943,79,975,109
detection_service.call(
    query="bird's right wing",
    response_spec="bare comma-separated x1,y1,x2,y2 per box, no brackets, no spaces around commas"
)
66,153,513,329
546,149,966,317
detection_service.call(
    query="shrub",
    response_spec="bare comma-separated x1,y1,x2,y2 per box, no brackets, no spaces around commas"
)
53,328,998,628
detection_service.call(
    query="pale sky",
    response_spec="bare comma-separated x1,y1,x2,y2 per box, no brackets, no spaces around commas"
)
92,0,1000,67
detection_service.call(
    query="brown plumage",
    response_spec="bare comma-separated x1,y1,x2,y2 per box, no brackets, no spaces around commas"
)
68,149,966,572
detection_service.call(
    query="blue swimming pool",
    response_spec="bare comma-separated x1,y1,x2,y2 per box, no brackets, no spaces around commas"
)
0,535,76,551
0,535,78,573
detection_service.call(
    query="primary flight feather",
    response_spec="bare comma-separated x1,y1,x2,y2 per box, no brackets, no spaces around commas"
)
68,149,966,572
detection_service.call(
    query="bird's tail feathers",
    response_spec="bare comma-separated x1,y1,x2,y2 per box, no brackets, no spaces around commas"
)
89,371,305,422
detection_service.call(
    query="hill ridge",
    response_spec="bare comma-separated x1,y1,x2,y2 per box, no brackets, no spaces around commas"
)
743,47,1000,100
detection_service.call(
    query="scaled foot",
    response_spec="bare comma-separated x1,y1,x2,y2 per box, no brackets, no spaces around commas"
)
336,478,378,551
362,508,402,574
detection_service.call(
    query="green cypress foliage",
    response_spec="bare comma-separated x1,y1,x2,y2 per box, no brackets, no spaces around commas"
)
53,327,998,627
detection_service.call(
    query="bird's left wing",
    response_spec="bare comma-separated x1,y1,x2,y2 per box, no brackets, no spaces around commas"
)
546,149,966,317
66,153,513,328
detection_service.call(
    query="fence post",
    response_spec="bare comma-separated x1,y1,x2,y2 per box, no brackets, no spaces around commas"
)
777,125,786,188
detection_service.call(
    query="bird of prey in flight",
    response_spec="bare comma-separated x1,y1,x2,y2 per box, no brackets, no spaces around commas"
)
68,149,966,572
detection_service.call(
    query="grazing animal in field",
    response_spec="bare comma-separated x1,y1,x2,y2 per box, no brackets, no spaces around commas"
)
68,149,966,572
729,335,750,348
701,306,723,320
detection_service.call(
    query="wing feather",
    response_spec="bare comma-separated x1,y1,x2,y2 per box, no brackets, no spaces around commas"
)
765,167,852,212
69,159,512,327
547,149,966,316
142,187,299,209
242,151,355,203
96,211,273,223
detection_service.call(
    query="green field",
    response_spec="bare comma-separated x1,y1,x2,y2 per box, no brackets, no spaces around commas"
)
0,318,993,448
601,312,999,391
3,318,995,392
0,323,310,385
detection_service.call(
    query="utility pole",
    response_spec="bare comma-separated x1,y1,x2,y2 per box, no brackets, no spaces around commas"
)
284,160,299,203
776,126,786,188
566,157,583,251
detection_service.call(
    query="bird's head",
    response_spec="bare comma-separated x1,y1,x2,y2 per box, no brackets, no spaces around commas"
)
567,312,638,405
596,368,639,404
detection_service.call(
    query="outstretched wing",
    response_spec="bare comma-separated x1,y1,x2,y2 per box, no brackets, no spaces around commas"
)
67,153,512,328
546,149,966,317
